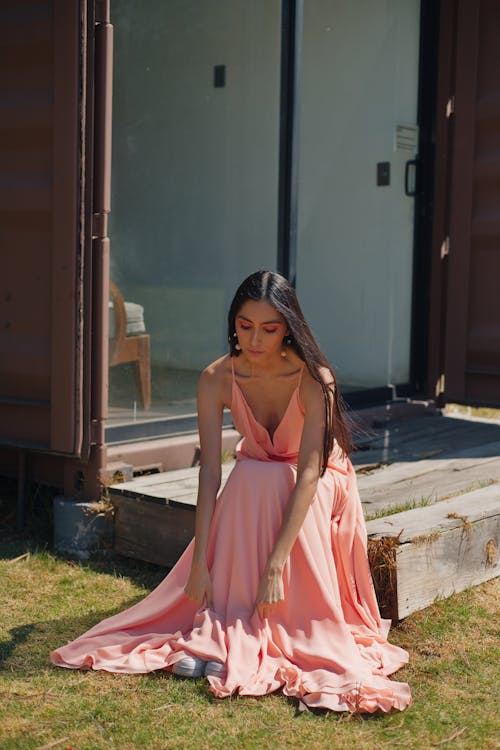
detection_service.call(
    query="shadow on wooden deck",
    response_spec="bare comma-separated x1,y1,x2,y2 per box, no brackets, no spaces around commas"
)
352,411,500,516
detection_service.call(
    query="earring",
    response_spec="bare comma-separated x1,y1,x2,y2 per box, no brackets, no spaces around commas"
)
231,332,241,351
281,333,292,357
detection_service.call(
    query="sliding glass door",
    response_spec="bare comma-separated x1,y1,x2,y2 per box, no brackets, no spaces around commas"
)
108,0,282,437
296,0,421,395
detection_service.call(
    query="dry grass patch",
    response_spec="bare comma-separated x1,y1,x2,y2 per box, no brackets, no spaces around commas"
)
0,540,499,750
443,403,500,421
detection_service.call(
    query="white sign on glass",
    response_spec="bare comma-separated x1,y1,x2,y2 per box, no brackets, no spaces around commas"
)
394,124,419,153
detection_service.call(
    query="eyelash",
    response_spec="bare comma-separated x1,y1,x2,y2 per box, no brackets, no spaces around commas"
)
238,323,279,334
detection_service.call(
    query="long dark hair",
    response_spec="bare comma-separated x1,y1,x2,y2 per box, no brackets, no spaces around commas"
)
228,270,354,474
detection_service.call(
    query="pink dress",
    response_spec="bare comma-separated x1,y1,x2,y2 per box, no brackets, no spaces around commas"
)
50,358,412,713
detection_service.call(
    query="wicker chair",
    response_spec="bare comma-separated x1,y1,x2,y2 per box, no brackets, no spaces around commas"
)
109,281,151,410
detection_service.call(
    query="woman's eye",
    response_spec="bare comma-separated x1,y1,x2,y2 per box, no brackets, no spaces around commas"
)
264,327,279,334
239,323,252,330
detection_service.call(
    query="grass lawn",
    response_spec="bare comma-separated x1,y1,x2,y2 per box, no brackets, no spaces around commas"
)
0,476,499,750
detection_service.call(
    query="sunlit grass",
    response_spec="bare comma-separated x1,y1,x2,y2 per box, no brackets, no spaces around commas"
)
1,537,499,750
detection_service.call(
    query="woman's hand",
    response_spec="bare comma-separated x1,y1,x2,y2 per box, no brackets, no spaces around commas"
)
254,561,285,619
184,560,213,609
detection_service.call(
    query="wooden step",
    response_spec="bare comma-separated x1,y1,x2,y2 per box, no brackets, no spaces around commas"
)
110,433,500,617
366,484,499,620
110,463,234,568
358,445,500,516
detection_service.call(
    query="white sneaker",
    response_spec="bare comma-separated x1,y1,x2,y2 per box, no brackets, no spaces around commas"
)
204,660,227,679
172,655,206,678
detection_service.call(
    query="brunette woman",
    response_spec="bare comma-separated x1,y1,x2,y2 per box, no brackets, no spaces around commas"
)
50,270,411,714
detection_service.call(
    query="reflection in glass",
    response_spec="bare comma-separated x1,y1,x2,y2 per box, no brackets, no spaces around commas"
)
108,1,281,435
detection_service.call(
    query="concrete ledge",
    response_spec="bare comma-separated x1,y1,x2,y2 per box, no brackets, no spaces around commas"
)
53,497,114,560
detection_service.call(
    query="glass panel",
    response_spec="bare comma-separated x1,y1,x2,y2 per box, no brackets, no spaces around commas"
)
108,1,281,437
296,0,421,392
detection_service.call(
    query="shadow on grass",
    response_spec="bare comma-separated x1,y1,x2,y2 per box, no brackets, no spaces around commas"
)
1,619,379,722
0,523,170,590
90,551,169,587
0,608,139,674
0,598,396,724
0,623,37,670
0,532,176,676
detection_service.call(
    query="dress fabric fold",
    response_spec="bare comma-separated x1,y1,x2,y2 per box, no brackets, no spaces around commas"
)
49,361,412,713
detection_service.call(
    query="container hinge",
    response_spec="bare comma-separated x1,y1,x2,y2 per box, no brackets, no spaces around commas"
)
90,419,104,446
440,236,450,259
446,95,455,118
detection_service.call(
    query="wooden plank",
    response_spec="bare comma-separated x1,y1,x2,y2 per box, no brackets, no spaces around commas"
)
354,429,500,465
366,483,499,541
358,441,500,487
366,485,500,620
110,486,198,506
394,515,499,618
110,443,500,519
352,415,500,466
358,456,500,514
112,461,237,563
113,495,194,568
111,462,234,494
111,467,202,491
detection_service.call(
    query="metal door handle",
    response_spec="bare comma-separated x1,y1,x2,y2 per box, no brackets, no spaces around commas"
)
404,159,418,196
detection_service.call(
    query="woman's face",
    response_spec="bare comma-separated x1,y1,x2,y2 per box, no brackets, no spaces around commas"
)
235,300,288,362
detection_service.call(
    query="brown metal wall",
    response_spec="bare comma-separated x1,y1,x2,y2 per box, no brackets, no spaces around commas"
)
445,0,500,404
464,0,500,403
429,0,500,407
0,0,84,452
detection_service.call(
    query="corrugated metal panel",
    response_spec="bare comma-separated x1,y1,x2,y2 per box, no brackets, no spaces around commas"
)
445,0,500,405
466,0,500,402
0,0,84,453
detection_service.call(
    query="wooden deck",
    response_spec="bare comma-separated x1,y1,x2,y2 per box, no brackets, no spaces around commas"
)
110,411,500,616
353,413,500,516
111,412,500,516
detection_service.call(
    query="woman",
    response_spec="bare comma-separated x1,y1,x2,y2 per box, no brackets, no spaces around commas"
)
50,270,412,714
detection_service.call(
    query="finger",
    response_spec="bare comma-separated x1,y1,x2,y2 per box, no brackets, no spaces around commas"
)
258,603,269,620
206,588,213,609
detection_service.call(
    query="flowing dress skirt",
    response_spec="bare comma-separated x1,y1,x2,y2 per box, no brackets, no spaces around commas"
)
50,456,412,714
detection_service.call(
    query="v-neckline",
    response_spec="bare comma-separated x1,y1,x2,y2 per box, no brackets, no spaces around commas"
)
232,363,304,446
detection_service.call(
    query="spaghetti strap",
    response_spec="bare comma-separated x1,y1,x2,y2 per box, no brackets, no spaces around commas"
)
297,360,306,386
230,355,235,381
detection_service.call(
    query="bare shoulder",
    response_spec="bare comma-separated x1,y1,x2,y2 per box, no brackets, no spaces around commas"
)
300,363,335,412
199,353,230,381
198,354,231,404
301,363,335,390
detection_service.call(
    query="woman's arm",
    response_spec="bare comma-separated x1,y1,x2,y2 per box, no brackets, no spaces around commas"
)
255,370,333,619
184,365,224,608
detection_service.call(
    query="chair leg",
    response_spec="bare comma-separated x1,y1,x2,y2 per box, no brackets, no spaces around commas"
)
134,337,151,410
